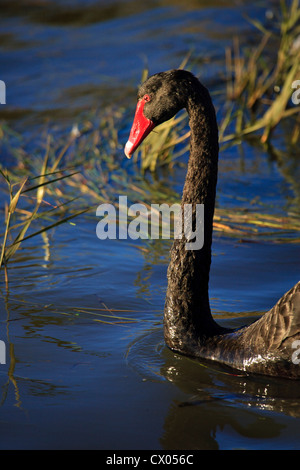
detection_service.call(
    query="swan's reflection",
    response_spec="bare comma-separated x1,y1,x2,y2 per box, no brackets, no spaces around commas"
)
127,328,300,449
162,348,300,449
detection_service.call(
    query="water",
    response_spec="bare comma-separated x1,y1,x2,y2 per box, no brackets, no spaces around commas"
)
0,0,300,450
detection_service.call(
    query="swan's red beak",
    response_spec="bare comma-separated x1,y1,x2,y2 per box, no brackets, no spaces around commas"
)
124,99,155,158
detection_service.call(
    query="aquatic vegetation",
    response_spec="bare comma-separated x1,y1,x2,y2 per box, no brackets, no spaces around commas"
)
136,0,300,165
0,1,299,275
0,140,88,274
1,95,299,279
222,0,300,143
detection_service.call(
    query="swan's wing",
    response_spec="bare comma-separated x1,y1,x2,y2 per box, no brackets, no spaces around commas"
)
245,281,300,352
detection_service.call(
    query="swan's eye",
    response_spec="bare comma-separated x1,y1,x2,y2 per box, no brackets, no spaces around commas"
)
143,94,151,102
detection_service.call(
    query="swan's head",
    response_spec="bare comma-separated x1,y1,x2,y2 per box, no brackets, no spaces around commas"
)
125,69,194,158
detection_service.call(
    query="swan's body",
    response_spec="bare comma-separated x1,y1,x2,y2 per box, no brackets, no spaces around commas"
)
125,69,300,379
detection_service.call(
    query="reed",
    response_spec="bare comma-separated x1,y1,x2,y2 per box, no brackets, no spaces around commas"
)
1,1,300,273
222,0,300,143
0,137,89,272
123,2,300,172
8,296,156,325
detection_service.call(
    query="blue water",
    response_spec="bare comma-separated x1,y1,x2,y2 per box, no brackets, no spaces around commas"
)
0,0,299,450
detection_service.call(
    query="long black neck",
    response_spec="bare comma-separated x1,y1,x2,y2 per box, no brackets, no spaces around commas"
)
164,79,224,354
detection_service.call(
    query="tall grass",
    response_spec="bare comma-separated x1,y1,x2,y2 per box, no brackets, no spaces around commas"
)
0,136,89,275
222,0,300,143
0,1,299,274
124,1,300,172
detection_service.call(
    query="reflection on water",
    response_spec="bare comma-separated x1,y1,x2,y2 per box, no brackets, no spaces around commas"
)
127,328,300,450
0,0,264,124
0,216,300,449
0,219,299,449
0,0,300,451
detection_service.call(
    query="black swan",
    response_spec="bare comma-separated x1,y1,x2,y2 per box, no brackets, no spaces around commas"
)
124,69,300,379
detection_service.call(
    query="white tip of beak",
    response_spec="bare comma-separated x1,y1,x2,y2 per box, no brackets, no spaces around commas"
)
124,141,134,159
